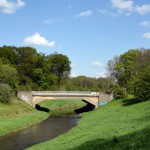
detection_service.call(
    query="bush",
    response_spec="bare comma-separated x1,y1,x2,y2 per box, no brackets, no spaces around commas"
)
0,84,14,104
113,84,128,99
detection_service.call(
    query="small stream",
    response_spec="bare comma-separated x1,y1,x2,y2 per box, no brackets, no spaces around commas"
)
0,116,80,150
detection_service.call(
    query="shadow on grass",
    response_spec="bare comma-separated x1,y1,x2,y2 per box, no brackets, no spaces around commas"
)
70,127,150,150
35,104,50,113
74,100,95,114
122,98,142,106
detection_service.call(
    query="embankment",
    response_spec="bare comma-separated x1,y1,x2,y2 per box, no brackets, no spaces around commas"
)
27,98,150,150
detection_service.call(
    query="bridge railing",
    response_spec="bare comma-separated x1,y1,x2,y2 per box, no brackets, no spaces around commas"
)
32,91,99,96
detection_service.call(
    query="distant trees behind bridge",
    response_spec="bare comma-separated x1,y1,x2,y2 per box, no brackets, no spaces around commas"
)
0,46,113,93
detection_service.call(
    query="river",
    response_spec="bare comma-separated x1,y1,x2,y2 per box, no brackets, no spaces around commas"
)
0,116,80,150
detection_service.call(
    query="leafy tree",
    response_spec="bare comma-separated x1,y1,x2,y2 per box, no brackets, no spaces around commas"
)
0,62,19,91
48,53,71,86
0,84,14,104
131,67,150,101
107,49,140,87
0,46,18,65
135,49,150,72
107,48,150,100
16,47,39,77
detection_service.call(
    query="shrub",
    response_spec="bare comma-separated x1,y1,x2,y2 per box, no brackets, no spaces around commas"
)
0,84,14,104
113,84,128,99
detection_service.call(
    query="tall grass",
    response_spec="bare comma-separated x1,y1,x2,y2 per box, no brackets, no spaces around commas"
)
27,98,150,150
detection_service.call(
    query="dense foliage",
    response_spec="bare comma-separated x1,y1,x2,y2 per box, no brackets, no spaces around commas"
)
0,46,150,101
131,66,150,101
107,48,150,100
0,46,113,93
0,46,71,91
0,61,19,91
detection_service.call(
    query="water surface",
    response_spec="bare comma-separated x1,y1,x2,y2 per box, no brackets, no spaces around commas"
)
0,116,80,150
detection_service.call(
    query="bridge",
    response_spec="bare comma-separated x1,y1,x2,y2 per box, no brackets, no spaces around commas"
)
17,91,113,108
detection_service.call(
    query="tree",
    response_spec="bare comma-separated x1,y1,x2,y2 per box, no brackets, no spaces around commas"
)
48,53,71,86
109,50,140,87
0,46,18,65
107,55,120,81
132,66,150,101
0,62,19,91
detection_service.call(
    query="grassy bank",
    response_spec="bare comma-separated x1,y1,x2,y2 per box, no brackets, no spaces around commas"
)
27,98,150,150
38,99,86,116
0,98,49,136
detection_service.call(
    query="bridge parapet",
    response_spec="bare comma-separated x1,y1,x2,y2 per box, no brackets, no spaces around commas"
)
32,91,99,96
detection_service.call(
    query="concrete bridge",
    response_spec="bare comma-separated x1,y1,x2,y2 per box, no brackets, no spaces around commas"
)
17,91,113,108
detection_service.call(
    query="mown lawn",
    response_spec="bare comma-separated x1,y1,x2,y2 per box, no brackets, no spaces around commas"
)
27,98,150,150
0,98,49,136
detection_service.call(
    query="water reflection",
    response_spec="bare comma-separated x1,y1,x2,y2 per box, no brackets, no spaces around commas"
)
0,116,80,150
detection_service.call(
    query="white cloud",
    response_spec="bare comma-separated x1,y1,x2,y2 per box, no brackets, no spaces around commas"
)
139,21,150,27
77,10,92,17
92,61,103,67
135,4,150,15
0,0,25,14
24,33,55,47
96,72,107,78
143,32,150,39
111,0,150,15
111,0,134,12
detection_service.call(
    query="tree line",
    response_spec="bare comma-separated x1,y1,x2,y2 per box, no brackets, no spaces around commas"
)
0,46,112,94
0,46,150,103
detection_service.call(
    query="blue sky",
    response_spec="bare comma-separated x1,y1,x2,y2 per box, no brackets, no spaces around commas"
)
0,0,150,78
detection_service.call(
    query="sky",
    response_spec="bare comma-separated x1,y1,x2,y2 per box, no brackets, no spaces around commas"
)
0,0,150,78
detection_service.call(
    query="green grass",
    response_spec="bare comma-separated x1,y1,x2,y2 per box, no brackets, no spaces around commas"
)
39,99,86,116
0,97,49,136
27,98,150,150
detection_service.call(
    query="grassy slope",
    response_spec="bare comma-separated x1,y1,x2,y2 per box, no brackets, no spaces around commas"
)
39,99,86,116
27,99,150,150
0,98,49,136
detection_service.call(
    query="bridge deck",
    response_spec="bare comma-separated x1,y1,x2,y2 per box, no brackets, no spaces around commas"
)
32,91,99,97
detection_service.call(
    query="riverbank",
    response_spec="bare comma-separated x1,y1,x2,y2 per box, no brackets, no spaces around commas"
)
0,97,49,136
27,98,150,150
0,98,86,136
